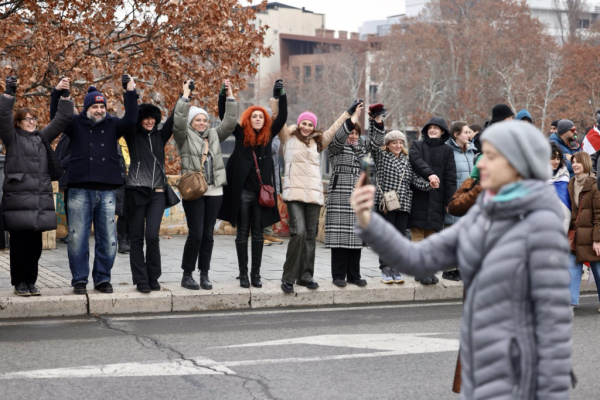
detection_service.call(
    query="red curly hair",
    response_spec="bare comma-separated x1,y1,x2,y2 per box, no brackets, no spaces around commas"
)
240,106,272,147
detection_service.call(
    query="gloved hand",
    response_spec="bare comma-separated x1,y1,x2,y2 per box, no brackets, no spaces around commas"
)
4,76,17,96
189,80,195,92
347,99,363,115
273,79,284,98
59,76,70,98
368,103,386,117
220,83,226,96
122,74,130,90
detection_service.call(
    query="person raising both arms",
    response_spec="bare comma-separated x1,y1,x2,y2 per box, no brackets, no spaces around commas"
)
218,79,287,289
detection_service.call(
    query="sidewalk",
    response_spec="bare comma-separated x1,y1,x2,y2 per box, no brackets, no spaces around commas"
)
0,236,596,318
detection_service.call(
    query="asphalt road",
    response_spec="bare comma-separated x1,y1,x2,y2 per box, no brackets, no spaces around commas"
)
0,296,599,400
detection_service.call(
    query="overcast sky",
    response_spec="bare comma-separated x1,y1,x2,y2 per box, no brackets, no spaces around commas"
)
242,0,406,33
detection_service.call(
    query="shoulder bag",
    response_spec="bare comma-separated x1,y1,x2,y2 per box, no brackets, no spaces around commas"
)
177,137,209,201
150,152,181,209
378,169,406,213
252,150,276,208
38,133,64,181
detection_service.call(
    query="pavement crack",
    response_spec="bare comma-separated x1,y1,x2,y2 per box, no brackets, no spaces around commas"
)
95,315,279,399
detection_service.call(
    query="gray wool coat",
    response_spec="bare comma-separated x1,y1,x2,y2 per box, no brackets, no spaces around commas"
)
357,180,572,400
0,95,73,232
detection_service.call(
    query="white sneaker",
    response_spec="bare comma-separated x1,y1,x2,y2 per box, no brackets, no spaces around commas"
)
380,267,394,284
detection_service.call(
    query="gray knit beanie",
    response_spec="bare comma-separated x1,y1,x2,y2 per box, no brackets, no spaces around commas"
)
384,130,406,145
556,119,574,136
480,121,551,180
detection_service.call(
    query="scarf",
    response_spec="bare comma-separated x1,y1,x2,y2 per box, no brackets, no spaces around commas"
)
574,174,588,208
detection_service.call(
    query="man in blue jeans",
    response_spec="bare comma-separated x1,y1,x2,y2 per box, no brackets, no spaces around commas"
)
50,75,138,294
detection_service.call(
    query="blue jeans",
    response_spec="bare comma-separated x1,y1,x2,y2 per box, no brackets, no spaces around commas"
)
568,253,600,305
67,188,117,286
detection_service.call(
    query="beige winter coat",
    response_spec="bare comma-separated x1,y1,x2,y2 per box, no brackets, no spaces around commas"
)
271,98,349,205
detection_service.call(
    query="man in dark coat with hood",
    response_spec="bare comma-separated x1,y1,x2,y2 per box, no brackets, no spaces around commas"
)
408,116,456,285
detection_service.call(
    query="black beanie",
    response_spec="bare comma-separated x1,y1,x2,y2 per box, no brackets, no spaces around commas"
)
490,104,514,124
551,120,559,128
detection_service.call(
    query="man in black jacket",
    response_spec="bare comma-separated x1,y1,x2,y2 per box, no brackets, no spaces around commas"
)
50,75,138,295
408,116,456,285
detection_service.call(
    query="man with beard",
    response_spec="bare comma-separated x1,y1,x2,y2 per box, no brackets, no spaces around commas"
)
550,119,580,178
50,75,138,295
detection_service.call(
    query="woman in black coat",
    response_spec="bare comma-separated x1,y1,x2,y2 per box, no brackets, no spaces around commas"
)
217,80,288,288
0,76,73,296
123,101,174,293
408,116,456,285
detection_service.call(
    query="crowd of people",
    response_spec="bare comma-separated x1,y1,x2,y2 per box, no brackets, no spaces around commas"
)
1,75,599,317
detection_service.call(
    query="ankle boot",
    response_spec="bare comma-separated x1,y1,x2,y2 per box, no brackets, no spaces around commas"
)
200,272,212,290
236,242,250,287
181,272,200,290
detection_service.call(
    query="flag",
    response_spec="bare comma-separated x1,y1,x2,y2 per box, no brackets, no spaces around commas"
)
582,125,600,154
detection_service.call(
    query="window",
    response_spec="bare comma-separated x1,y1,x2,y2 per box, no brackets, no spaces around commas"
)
578,19,590,29
369,85,378,103
303,66,311,83
315,65,323,82
292,66,300,81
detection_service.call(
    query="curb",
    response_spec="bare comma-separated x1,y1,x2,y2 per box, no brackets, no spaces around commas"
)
0,278,596,319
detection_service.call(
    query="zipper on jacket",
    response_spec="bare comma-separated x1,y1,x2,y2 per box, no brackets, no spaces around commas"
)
510,338,522,395
136,162,140,181
149,134,155,190
468,207,493,392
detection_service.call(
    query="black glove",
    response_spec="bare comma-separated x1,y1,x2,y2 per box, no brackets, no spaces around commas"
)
347,99,363,115
59,76,70,98
220,83,226,96
273,79,284,98
122,74,131,90
188,80,195,92
4,76,17,96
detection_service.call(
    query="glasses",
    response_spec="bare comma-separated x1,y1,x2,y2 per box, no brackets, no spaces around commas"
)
19,117,38,123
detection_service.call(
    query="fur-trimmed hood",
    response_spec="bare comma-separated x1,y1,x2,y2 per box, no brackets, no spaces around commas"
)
137,103,162,127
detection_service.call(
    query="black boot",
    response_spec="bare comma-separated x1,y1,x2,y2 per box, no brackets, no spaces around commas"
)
200,272,212,290
181,272,200,290
236,242,250,288
250,240,263,288
118,234,130,254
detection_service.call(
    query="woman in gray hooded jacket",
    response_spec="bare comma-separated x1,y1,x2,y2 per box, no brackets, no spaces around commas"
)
352,121,572,400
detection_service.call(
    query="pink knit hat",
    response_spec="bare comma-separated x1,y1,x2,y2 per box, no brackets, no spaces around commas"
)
297,111,317,128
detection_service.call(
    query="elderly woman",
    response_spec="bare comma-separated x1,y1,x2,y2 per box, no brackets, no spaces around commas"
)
0,76,73,296
352,121,572,399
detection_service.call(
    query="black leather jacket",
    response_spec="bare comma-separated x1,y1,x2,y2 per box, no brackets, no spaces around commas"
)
124,104,174,189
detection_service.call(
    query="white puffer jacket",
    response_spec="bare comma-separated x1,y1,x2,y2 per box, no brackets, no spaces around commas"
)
271,98,349,205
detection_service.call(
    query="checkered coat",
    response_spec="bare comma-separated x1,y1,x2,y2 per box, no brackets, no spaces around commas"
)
325,121,370,249
369,120,431,213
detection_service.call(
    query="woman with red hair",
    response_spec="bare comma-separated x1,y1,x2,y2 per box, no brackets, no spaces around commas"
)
218,80,288,288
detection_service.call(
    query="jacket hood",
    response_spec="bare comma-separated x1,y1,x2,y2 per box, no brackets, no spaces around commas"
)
421,117,450,141
515,109,533,123
478,180,563,221
137,103,162,126
446,138,476,152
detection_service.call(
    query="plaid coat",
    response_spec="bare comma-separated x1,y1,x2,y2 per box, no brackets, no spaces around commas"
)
369,120,431,213
325,120,370,249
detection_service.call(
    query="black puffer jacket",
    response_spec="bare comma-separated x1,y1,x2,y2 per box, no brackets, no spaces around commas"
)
0,95,73,231
408,116,456,232
124,103,174,189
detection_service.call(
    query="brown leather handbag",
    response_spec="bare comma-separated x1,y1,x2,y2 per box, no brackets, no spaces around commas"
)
252,150,276,208
448,177,482,217
177,138,209,201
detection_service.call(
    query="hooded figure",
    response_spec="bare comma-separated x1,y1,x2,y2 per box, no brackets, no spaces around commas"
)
408,117,457,284
122,102,175,293
516,109,533,124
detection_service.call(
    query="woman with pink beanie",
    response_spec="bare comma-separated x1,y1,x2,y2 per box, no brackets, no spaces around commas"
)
270,98,364,293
